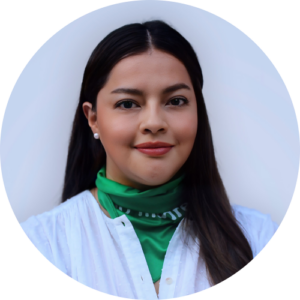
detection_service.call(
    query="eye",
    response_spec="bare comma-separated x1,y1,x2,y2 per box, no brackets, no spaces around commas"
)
116,100,139,109
167,97,189,106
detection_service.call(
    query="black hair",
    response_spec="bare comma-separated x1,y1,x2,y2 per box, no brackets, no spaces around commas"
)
62,20,253,285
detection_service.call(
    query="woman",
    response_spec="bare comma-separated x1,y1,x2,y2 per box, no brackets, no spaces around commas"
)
21,20,278,299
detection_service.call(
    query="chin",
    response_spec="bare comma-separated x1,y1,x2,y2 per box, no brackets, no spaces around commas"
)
136,170,176,187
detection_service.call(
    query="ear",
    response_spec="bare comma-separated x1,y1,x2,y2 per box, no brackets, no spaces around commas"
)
82,102,98,135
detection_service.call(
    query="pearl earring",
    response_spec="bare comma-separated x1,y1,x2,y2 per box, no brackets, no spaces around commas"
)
94,133,99,139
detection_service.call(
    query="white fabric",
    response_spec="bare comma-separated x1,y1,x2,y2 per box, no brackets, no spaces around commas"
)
21,190,278,299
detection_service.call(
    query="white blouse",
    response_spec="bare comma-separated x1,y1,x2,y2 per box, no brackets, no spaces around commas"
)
21,190,278,299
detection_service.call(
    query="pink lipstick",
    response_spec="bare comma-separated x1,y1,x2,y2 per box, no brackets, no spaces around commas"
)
134,141,174,156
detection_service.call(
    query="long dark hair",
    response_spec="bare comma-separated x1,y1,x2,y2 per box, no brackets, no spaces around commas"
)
62,20,253,285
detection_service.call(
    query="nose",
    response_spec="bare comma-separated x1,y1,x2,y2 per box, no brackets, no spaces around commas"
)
139,104,168,135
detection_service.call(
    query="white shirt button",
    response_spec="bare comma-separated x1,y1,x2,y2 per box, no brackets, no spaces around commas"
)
166,278,173,285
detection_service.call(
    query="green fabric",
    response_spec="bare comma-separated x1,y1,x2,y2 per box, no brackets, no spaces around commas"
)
95,165,186,283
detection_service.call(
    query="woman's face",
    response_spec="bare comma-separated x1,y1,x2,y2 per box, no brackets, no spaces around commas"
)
83,49,198,189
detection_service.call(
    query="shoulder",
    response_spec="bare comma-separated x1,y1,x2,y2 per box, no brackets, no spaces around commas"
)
20,190,99,267
232,204,276,228
21,190,96,233
231,204,279,257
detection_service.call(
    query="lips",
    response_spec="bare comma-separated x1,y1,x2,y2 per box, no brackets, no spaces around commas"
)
134,141,174,149
136,147,173,155
134,141,174,156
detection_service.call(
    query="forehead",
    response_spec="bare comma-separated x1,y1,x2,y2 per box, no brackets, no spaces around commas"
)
104,49,192,91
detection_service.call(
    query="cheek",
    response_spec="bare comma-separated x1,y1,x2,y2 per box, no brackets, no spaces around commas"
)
97,113,137,149
172,113,198,149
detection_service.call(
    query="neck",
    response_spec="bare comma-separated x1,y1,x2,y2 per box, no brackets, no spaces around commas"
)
90,187,111,218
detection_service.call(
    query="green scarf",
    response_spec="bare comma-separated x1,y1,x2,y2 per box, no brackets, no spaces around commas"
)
95,166,186,283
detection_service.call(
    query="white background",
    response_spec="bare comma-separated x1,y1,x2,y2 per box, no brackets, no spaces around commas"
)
0,0,300,226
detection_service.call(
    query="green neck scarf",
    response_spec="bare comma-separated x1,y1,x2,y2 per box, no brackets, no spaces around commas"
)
95,166,186,283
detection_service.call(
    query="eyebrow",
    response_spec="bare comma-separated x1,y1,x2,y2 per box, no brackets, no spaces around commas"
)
110,83,191,96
